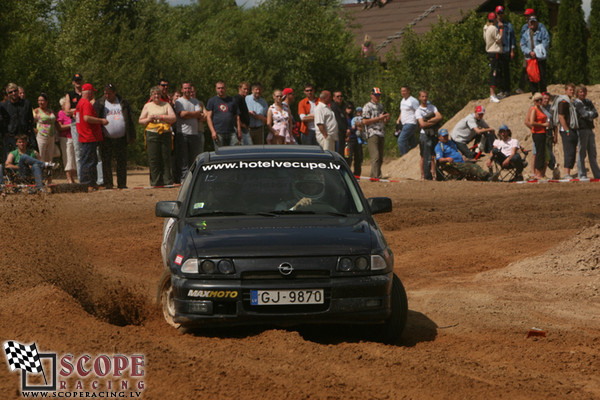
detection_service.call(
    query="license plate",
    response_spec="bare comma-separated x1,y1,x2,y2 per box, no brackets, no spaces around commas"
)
250,289,324,305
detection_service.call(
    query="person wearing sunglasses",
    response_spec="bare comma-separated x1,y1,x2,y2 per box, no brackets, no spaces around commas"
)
0,82,36,162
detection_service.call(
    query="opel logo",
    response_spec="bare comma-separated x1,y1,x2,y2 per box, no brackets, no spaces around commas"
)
278,263,294,276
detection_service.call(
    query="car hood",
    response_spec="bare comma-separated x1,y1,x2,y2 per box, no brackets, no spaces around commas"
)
184,215,374,257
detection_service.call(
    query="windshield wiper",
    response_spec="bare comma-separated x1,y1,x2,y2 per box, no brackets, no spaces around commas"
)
190,211,248,217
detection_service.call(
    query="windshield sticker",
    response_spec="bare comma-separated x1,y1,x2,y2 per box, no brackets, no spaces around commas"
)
201,160,342,172
193,202,205,209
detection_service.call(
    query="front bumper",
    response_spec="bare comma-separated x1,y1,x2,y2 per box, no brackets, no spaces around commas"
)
171,273,393,328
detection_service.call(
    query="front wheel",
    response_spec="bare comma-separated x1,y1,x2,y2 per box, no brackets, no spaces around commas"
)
380,273,408,344
157,269,184,331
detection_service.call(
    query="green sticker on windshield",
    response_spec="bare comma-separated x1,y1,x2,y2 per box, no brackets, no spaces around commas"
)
193,202,205,209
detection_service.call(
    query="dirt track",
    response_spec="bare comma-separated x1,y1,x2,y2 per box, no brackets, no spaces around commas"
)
1,175,599,399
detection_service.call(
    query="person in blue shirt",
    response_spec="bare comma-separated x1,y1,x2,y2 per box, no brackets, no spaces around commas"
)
520,16,550,95
435,129,497,181
495,6,516,98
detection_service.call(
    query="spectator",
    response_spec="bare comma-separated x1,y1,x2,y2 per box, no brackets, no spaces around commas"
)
282,88,298,142
362,87,390,179
170,90,182,184
245,82,268,145
486,124,525,181
139,85,176,187
298,83,319,145
57,97,76,184
331,91,349,155
396,86,419,156
2,134,54,193
190,86,206,154
314,90,338,152
76,83,108,191
555,83,579,179
520,16,550,95
415,90,442,180
94,84,136,189
573,85,600,180
1,82,36,162
451,105,495,159
158,78,171,103
63,73,84,179
361,34,376,60
435,129,497,181
346,102,363,176
206,81,241,148
174,82,205,180
541,91,559,178
266,89,294,145
495,5,516,98
483,12,502,103
33,93,58,164
234,82,252,145
18,87,26,101
525,92,549,180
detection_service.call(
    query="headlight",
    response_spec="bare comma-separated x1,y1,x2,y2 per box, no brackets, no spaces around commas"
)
339,257,353,272
370,255,387,270
218,259,235,274
356,256,369,271
181,258,198,273
200,260,216,274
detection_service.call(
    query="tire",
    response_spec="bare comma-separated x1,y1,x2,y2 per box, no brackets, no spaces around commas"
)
157,269,185,331
380,273,408,344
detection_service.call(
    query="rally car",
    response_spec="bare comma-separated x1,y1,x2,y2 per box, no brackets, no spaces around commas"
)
156,146,408,342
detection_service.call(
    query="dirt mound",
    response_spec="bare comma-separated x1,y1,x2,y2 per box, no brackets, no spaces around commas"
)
383,84,600,180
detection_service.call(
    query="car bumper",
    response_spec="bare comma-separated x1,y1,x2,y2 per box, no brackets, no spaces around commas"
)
171,273,393,328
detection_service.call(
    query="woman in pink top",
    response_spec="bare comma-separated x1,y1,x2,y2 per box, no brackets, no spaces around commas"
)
58,96,76,183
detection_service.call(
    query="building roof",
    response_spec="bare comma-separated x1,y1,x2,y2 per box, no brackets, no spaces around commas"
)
345,0,487,59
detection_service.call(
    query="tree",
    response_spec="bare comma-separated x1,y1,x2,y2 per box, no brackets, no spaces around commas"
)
589,0,600,83
554,0,588,84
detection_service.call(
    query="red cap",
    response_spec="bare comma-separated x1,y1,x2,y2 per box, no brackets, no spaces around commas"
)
82,83,97,92
524,8,534,16
495,5,504,13
488,12,496,20
475,105,485,114
282,88,294,96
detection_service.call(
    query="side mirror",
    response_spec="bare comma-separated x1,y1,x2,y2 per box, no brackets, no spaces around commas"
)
156,201,181,218
367,197,392,214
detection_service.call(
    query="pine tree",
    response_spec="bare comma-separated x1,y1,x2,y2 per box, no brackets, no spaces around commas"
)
525,0,550,27
555,0,588,84
589,0,600,83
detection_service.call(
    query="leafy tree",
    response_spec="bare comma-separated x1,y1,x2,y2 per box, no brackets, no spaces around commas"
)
554,0,588,84
524,0,550,27
589,0,600,83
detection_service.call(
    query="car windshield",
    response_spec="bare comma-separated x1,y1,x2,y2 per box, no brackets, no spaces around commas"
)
187,160,365,216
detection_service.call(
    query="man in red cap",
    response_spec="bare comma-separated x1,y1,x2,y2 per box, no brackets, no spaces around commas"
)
75,83,107,190
450,105,496,159
518,9,549,93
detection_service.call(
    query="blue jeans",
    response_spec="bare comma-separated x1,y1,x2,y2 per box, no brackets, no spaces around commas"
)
177,133,203,180
79,141,99,186
18,154,44,189
301,129,318,146
420,133,437,180
397,123,417,156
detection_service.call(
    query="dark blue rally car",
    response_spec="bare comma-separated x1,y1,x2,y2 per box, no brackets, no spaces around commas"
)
156,146,407,342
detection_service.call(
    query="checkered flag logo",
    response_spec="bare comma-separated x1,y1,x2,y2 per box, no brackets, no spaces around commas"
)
3,341,43,374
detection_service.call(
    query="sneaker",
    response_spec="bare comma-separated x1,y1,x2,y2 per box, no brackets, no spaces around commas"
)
44,162,58,169
496,92,506,100
564,174,574,180
490,95,500,103
514,88,524,94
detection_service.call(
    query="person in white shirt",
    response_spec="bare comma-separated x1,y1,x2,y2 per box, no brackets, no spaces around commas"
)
486,124,525,180
314,90,338,151
395,86,419,156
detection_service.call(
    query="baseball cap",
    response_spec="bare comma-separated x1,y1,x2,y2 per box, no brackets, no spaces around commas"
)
371,87,381,95
499,124,509,131
475,105,485,114
82,83,97,92
356,107,363,112
488,12,496,20
282,88,294,96
72,73,83,81
524,8,535,16
495,5,504,13
438,128,449,137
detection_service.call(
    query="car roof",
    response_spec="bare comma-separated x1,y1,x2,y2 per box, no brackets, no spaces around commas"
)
200,145,344,163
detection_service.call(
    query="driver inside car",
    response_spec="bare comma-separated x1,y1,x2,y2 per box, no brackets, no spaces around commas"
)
276,169,326,211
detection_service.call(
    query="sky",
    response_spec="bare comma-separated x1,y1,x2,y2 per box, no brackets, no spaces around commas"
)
168,0,592,19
